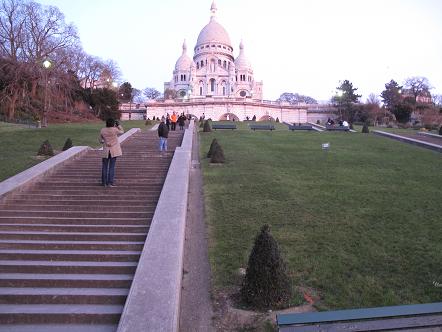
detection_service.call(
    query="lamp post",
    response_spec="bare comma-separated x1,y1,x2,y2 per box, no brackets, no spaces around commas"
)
42,59,52,127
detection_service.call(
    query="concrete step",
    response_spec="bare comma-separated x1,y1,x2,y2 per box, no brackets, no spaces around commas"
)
0,240,144,251
23,189,161,196
31,183,164,189
0,217,148,226
8,194,160,201
0,224,149,233
0,210,153,218
2,200,155,207
0,304,123,324
0,273,133,288
0,231,147,241
0,249,141,262
0,287,128,304
0,260,137,274
0,204,153,212
0,323,117,332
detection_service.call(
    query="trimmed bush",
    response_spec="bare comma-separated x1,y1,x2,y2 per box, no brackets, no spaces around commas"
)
362,124,369,133
145,119,152,126
203,120,212,132
241,225,293,309
439,126,442,135
62,138,73,151
276,117,279,123
316,120,320,124
210,143,225,163
207,138,219,158
199,120,204,128
37,140,54,156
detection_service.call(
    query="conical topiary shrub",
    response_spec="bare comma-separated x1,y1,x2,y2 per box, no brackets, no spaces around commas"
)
199,120,204,128
62,138,73,151
439,126,442,135
276,117,279,123
37,140,54,156
207,138,220,158
210,143,225,163
203,120,212,132
145,119,152,126
362,123,369,133
241,225,293,309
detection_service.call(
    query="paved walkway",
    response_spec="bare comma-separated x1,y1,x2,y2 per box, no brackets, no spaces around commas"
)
179,124,215,331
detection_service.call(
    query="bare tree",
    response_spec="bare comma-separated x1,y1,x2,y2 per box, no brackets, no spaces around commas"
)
0,0,25,61
143,87,161,100
403,76,432,102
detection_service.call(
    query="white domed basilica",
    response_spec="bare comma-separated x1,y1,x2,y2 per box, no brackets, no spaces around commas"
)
165,1,263,101
141,1,309,123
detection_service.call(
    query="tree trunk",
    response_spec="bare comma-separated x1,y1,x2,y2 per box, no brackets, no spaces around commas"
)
8,90,19,120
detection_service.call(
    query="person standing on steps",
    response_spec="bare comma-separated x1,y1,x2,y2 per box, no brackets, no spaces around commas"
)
171,111,177,131
99,118,124,187
158,118,169,155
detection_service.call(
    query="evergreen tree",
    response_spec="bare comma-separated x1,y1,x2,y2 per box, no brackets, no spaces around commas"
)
207,138,219,158
332,80,361,122
210,144,225,163
37,140,54,156
241,225,293,309
62,138,73,151
203,120,212,132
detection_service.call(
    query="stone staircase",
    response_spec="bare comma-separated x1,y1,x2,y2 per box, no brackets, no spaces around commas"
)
0,129,183,331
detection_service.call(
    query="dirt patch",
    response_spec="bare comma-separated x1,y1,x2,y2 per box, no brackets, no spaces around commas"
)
212,287,315,331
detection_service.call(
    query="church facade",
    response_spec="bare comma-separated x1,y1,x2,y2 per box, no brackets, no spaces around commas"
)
145,1,307,123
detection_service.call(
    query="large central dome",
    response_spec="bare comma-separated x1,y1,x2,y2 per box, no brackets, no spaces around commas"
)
196,16,232,48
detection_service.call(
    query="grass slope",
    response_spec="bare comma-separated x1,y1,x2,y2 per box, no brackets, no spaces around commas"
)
200,126,442,310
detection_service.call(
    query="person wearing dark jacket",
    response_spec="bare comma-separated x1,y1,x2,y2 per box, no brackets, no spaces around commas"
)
158,119,169,153
178,113,186,130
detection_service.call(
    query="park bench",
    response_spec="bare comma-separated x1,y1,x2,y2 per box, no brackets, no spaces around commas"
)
288,124,313,131
277,302,442,331
249,124,275,131
212,123,237,130
326,125,349,131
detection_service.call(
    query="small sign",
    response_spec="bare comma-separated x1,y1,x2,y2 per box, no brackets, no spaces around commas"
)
322,143,330,150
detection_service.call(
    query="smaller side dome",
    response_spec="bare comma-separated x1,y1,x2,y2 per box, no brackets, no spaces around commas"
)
175,40,194,71
234,40,252,69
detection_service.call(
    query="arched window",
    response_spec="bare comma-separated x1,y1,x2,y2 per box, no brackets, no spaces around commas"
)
210,59,216,72
197,63,199,69
223,60,226,68
218,59,222,66
221,81,226,96
199,80,204,96
210,78,215,92
201,60,204,67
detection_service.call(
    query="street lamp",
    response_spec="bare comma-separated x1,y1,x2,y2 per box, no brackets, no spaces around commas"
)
42,59,52,127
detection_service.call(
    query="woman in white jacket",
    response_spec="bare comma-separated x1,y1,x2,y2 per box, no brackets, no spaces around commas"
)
99,118,124,187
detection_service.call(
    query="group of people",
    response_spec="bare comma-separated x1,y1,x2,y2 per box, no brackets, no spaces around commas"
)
161,112,189,131
327,118,349,127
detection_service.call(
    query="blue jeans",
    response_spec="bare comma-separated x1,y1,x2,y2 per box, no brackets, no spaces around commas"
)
159,137,167,151
102,155,117,185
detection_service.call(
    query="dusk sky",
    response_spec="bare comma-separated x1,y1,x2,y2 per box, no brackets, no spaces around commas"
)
38,0,442,102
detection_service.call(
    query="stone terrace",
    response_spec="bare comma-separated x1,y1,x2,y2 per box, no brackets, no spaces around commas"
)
0,129,183,331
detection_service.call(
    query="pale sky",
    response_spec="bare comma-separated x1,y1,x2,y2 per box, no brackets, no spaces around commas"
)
38,0,442,102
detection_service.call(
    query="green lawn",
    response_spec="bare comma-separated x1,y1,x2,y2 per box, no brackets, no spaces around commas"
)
200,126,442,310
0,120,148,182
